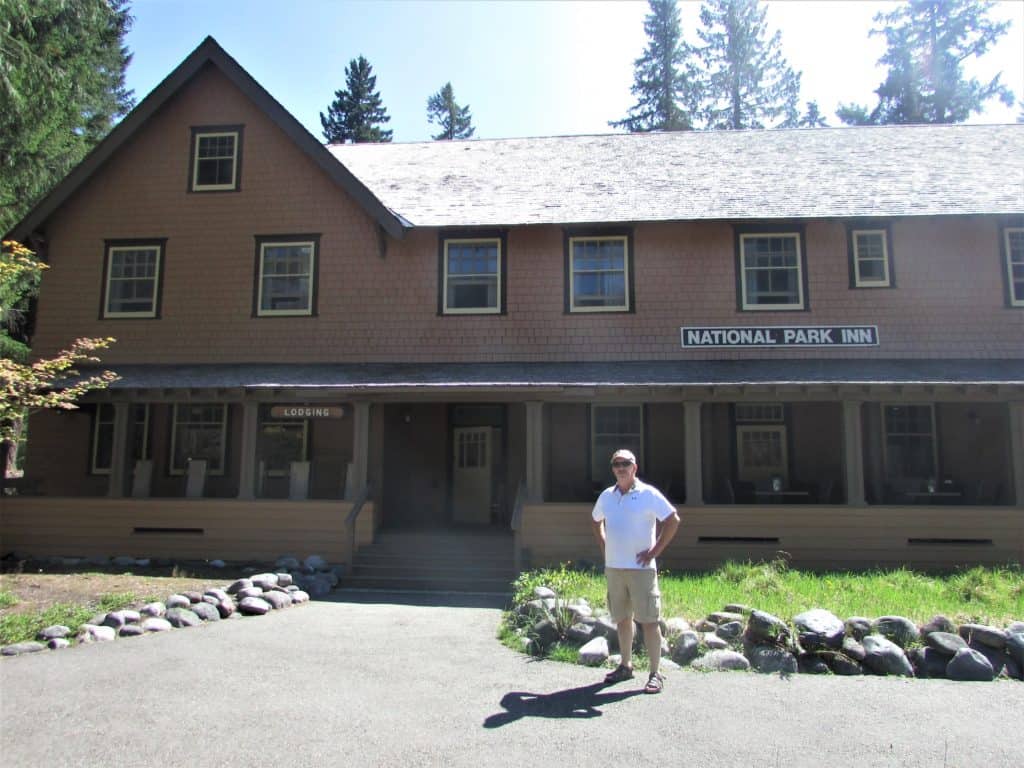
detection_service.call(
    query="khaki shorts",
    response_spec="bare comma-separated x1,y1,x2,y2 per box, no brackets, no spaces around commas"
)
605,568,661,624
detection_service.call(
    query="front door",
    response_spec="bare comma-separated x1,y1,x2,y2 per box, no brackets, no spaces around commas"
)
452,426,492,524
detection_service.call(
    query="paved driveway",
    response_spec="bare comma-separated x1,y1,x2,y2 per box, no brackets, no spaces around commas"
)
2,592,1021,767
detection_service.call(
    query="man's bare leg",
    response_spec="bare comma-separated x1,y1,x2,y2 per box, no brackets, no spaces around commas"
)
642,621,662,676
616,618,634,669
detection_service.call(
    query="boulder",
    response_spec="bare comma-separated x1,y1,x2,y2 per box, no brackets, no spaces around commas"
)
705,634,730,650
164,608,202,628
47,638,71,650
141,618,173,632
845,617,872,641
671,631,700,666
2,642,46,656
236,587,264,599
303,555,329,571
533,586,556,600
664,617,692,638
841,637,866,662
204,588,230,602
191,602,221,621
798,653,830,674
118,625,145,638
566,623,595,644
215,599,236,618
77,625,116,643
226,578,253,595
823,653,863,676
794,609,845,650
166,594,191,609
1006,621,1024,635
708,611,744,624
289,590,310,605
1006,633,1024,667
251,573,279,590
724,603,751,615
276,573,294,588
746,610,790,644
140,602,166,618
871,616,920,648
924,631,967,656
37,625,71,641
694,618,718,632
102,611,132,630
578,636,610,666
238,597,272,616
910,647,950,678
262,591,292,610
946,647,995,682
531,619,560,651
921,615,957,635
691,650,750,672
959,624,1007,650
862,635,914,677
182,591,204,604
967,641,1019,679
748,645,798,674
716,621,744,640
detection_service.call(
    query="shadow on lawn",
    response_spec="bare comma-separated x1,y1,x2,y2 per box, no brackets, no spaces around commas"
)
483,682,643,727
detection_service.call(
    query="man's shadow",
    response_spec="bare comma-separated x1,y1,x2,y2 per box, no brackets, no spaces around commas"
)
483,682,643,728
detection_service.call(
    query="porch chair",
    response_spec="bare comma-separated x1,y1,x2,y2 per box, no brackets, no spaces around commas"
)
185,459,207,498
288,461,311,500
130,460,153,498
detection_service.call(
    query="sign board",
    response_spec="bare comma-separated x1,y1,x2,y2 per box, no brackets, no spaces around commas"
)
681,325,879,349
269,405,345,419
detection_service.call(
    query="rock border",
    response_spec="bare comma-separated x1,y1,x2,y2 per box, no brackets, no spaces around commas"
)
509,587,1024,682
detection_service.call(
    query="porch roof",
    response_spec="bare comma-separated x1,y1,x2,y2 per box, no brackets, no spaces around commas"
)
89,359,1024,392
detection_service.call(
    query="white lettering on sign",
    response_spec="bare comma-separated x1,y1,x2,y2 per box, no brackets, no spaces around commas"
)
681,326,878,348
269,405,344,419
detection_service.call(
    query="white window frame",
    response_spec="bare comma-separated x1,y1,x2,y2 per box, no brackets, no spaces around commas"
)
104,244,161,318
852,229,891,287
882,403,938,483
735,403,785,423
257,419,309,477
256,240,315,316
590,404,643,481
569,235,630,313
1005,227,1024,307
736,425,789,484
169,404,228,476
739,233,804,311
442,238,502,315
90,403,116,475
192,131,239,191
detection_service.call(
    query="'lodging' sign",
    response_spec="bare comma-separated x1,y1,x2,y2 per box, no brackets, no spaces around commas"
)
681,325,879,349
269,405,345,419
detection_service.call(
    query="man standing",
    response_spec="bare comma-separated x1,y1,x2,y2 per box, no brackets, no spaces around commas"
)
591,448,680,693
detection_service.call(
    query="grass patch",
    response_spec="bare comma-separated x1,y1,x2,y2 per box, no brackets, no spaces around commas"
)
0,603,94,646
0,590,17,609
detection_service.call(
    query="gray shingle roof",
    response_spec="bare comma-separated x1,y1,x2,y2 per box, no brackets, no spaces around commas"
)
329,124,1024,228
88,359,1024,391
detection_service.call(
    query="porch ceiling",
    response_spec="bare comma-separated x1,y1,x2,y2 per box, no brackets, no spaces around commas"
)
81,359,1024,398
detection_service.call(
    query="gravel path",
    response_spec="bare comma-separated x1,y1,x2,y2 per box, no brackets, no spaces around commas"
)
1,591,1021,768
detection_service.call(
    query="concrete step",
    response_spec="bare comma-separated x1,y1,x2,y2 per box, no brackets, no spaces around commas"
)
352,552,514,569
341,574,514,594
350,562,515,580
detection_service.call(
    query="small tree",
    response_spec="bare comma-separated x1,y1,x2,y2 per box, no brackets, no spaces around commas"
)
836,0,1014,125
696,0,802,129
320,55,393,143
609,0,697,132
798,100,828,128
426,82,475,140
1,241,119,475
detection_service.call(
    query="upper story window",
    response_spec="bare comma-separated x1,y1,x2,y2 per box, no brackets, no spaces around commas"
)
1004,227,1024,307
737,232,806,310
102,240,164,318
567,234,631,313
441,237,502,314
850,227,892,288
190,126,242,192
255,236,318,316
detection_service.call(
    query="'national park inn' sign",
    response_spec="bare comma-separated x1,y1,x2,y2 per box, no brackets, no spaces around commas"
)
681,325,879,349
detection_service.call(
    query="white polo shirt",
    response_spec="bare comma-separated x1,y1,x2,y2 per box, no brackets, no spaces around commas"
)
592,479,677,570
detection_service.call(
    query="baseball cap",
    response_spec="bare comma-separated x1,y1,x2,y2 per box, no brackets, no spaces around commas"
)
610,449,636,464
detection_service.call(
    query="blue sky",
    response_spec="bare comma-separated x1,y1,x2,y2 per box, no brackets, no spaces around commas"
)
123,1,1024,143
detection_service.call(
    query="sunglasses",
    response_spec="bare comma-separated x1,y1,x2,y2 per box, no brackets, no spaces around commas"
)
611,460,633,468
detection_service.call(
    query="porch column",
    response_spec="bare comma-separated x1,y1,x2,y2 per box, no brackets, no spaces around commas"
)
1010,402,1024,505
843,400,866,506
236,400,259,500
107,402,130,498
684,401,704,505
525,401,545,502
345,400,370,500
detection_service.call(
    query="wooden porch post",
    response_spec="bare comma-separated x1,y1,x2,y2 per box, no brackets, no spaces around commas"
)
345,400,370,500
525,401,545,502
107,402,130,498
237,400,259,500
843,400,866,506
684,401,704,505
1010,402,1024,506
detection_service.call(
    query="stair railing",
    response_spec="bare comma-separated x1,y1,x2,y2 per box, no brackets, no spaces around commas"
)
345,483,372,568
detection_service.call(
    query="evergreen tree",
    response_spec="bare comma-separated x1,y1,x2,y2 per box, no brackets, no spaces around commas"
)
320,56,393,143
836,0,1014,125
0,0,134,235
609,0,696,132
426,82,475,140
696,0,801,129
798,100,828,128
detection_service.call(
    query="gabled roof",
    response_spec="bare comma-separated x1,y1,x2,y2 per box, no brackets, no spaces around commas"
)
330,124,1024,227
5,36,407,242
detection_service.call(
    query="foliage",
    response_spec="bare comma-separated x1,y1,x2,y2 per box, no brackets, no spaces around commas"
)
0,239,44,361
319,55,393,143
836,0,1014,125
426,81,475,140
798,100,828,128
0,0,134,236
0,601,93,645
609,0,696,132
0,589,17,608
695,0,801,129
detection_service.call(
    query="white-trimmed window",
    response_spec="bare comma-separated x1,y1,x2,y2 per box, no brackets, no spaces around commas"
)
736,425,788,485
91,404,150,475
739,233,804,310
591,404,643,480
442,238,501,314
569,236,630,312
1005,227,1024,307
170,404,227,475
256,238,317,316
257,419,308,477
191,128,240,191
103,242,162,318
883,404,937,482
852,229,891,287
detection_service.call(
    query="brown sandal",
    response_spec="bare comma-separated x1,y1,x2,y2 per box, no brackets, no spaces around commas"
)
644,672,664,694
603,664,634,684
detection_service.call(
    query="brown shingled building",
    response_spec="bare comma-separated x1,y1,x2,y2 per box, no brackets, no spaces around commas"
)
3,38,1022,584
